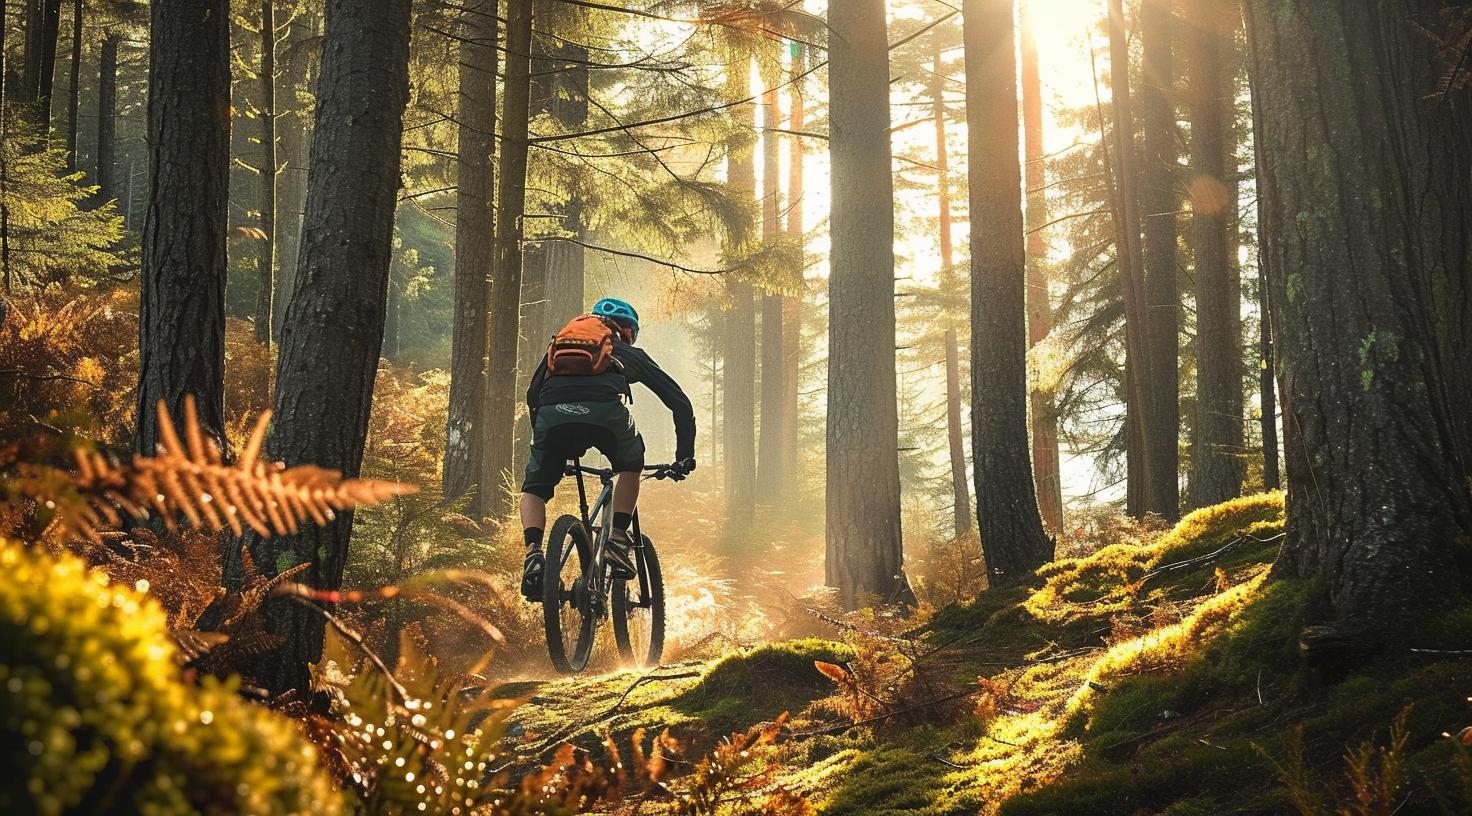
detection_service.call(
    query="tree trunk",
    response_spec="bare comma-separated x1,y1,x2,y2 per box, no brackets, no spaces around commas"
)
1139,0,1180,521
382,272,400,360
964,0,1054,586
1187,0,1243,508
443,2,496,503
1244,0,1472,632
1245,32,1279,492
512,244,546,478
135,0,230,456
1107,0,1153,520
482,0,532,517
756,81,786,507
931,46,973,540
241,0,412,695
63,0,80,169
545,202,584,325
540,30,587,329
95,31,117,204
781,45,804,500
272,10,315,337
723,65,756,524
1019,4,1063,534
826,0,903,609
22,0,60,123
253,0,277,347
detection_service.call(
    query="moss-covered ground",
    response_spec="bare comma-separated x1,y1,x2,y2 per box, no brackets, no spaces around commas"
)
501,493,1472,814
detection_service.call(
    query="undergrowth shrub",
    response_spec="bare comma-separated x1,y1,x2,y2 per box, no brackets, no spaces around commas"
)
0,538,344,815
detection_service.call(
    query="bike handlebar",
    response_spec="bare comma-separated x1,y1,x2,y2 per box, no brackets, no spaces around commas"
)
562,462,684,481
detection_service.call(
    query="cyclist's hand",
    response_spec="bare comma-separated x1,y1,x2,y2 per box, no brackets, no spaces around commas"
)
674,457,697,478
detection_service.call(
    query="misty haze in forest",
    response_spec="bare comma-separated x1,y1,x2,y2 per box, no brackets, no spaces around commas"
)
4,1,1472,814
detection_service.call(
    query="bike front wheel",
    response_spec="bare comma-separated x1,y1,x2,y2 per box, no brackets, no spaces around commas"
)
543,514,596,673
612,534,665,669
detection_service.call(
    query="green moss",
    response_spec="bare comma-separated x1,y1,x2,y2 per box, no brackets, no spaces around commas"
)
0,539,344,816
669,639,853,732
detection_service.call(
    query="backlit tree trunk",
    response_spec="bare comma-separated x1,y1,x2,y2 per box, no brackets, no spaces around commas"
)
63,0,79,169
1108,0,1152,520
482,0,534,516
1139,0,1180,521
931,46,972,540
780,43,805,502
1244,0,1472,632
1019,3,1063,534
22,0,60,123
964,0,1053,585
723,65,757,524
243,0,412,694
1187,0,1244,508
272,10,315,336
254,0,277,347
95,31,117,204
444,2,496,504
826,0,903,608
757,80,787,507
135,0,230,455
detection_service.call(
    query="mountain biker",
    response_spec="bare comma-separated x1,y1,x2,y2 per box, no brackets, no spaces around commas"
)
519,297,697,600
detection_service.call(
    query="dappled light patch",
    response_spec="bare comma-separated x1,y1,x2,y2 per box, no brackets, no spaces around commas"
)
1025,492,1284,625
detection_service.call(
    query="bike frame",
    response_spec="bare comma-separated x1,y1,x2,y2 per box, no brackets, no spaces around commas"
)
564,458,654,611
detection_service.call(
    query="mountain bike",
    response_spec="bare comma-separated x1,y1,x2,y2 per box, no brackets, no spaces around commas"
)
541,459,676,674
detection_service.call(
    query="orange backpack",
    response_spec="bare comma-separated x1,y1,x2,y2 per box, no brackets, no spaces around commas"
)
546,315,620,376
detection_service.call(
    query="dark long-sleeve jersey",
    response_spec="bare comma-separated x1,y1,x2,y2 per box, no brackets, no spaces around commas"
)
526,339,697,461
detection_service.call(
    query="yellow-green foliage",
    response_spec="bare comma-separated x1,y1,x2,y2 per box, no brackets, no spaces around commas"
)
0,538,344,816
1027,492,1284,623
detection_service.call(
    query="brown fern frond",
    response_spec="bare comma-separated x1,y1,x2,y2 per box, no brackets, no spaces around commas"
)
63,396,416,543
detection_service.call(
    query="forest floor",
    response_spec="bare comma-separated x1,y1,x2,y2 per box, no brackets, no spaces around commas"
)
485,494,1472,815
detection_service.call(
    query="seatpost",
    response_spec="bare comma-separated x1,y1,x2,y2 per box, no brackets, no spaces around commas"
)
574,457,590,525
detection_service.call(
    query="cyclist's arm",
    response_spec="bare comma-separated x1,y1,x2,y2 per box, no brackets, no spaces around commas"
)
622,349,696,460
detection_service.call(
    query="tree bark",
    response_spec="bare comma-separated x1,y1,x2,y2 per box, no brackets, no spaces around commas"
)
443,2,496,503
756,80,786,507
512,243,546,478
930,46,972,540
1139,0,1180,521
95,31,117,204
1244,0,1472,631
242,0,412,695
783,47,806,500
135,0,230,456
272,10,315,337
964,0,1053,586
723,64,757,524
63,0,80,169
826,0,903,609
1107,0,1153,520
1187,0,1243,508
22,0,61,124
482,0,533,516
1019,4,1063,534
253,0,277,347
781,44,804,501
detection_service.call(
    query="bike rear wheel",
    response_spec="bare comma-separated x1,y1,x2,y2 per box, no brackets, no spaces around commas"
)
612,534,665,668
543,514,596,673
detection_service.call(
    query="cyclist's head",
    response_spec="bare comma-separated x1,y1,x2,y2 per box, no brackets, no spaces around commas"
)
591,297,640,343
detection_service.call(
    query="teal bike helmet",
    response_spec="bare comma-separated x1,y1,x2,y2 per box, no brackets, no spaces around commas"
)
591,297,640,341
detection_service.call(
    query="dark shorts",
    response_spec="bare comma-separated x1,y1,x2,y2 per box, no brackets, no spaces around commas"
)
520,400,646,500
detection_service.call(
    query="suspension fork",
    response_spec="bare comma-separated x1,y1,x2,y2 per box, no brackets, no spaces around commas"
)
631,509,652,608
